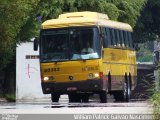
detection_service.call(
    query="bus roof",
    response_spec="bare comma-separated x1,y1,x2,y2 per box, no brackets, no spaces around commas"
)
42,11,133,32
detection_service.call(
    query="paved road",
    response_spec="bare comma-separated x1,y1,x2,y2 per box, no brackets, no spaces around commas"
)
0,103,152,114
0,95,153,114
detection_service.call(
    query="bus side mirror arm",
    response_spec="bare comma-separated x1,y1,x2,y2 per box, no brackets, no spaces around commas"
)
34,37,39,51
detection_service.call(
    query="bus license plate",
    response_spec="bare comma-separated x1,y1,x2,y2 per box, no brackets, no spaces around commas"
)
67,87,77,91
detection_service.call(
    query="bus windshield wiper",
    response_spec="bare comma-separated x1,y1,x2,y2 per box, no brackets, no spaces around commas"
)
53,55,69,62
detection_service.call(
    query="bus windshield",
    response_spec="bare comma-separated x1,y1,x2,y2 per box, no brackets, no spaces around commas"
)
40,27,101,62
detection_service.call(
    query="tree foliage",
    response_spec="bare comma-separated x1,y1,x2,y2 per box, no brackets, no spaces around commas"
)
134,0,160,43
35,0,147,44
0,0,39,69
36,0,146,26
0,0,160,70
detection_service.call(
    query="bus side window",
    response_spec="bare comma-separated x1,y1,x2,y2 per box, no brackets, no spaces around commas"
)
114,29,118,46
120,30,124,47
111,29,116,47
124,31,129,48
101,27,106,48
128,32,133,49
127,32,130,48
105,28,111,47
116,30,120,47
122,31,126,47
109,28,114,47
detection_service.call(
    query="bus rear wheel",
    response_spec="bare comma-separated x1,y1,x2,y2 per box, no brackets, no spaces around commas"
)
114,73,131,102
51,93,60,102
123,73,131,102
99,90,107,103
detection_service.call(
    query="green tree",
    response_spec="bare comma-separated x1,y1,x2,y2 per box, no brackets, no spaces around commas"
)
134,0,160,43
35,0,146,25
0,0,39,70
0,0,40,94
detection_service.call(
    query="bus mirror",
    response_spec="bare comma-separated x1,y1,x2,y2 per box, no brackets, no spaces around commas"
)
34,37,39,51
134,43,140,51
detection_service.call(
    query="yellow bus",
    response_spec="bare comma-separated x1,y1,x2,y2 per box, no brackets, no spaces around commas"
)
34,11,137,103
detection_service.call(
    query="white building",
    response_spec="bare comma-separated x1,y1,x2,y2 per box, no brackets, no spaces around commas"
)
16,42,50,102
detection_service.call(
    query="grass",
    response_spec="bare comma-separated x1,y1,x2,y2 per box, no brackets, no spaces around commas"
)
134,76,159,119
151,91,160,120
150,68,160,120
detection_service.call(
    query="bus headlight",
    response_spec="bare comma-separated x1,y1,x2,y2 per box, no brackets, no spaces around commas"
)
43,77,49,81
43,76,55,81
94,73,99,78
88,73,100,79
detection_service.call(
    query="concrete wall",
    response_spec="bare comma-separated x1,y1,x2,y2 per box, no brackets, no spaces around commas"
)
16,42,50,101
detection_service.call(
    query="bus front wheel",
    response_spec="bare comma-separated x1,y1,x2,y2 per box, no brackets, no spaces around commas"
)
51,93,60,102
68,93,81,103
69,93,89,103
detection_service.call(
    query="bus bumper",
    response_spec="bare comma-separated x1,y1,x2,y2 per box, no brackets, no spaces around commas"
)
41,79,104,94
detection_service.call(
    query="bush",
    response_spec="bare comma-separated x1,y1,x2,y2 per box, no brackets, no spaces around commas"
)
5,93,15,102
151,91,160,119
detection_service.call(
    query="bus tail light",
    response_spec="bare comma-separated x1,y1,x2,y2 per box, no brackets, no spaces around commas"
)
99,72,103,78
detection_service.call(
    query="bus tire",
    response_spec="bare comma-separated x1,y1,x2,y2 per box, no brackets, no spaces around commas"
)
81,94,89,103
129,73,132,94
108,72,111,92
127,73,132,101
123,73,131,102
99,90,107,103
113,91,123,102
68,94,74,103
51,93,60,102
114,73,131,102
68,93,81,103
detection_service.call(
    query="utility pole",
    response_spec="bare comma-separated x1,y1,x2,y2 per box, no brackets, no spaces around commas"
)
154,40,160,91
